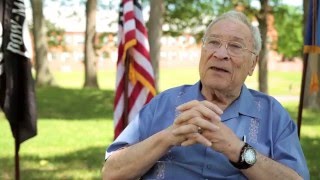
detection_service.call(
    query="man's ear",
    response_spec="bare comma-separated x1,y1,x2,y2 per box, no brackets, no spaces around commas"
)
248,55,258,76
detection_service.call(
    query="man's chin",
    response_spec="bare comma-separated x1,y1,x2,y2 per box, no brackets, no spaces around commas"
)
202,82,229,91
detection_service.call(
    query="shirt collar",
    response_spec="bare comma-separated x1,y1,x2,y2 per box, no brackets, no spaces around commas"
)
222,85,262,121
180,81,204,102
192,82,261,121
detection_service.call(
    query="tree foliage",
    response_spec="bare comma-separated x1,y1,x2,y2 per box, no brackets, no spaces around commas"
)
46,20,66,48
274,5,303,59
163,0,220,41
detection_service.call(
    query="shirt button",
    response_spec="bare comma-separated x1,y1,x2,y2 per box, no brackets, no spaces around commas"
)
206,164,212,169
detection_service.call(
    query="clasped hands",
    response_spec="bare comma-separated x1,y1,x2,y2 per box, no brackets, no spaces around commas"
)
168,100,242,156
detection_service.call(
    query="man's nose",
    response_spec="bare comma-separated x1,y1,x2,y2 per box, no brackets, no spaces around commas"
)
213,44,229,60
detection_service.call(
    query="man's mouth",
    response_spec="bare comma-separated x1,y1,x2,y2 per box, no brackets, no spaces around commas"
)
210,66,229,73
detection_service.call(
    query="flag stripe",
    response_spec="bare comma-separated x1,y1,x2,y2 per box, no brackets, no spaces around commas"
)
128,85,148,121
132,48,153,78
133,60,156,93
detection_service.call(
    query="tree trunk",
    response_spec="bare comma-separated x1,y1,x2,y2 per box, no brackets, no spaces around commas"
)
148,0,164,92
257,0,269,94
83,0,99,88
31,0,56,86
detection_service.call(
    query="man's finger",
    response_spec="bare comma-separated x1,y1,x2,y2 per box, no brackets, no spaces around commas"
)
181,133,212,147
187,117,220,132
176,100,200,111
176,100,222,123
201,100,223,115
177,100,223,115
172,124,198,135
174,109,202,124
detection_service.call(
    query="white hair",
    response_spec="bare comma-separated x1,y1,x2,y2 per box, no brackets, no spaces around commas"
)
206,10,262,54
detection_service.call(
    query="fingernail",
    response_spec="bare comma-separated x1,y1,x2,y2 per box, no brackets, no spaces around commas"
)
212,116,221,122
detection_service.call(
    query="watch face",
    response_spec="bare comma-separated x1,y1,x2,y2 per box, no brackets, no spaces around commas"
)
243,148,257,165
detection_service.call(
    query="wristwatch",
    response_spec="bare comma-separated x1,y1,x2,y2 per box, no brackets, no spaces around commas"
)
230,143,257,169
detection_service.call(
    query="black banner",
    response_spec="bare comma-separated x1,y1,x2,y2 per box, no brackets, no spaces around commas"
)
0,0,37,144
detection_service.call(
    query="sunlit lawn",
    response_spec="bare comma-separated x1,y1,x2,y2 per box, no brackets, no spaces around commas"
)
54,67,302,95
0,68,319,179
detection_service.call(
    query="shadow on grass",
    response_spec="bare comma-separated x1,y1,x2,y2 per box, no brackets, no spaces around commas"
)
1,139,319,179
0,145,109,180
37,87,114,120
300,136,320,179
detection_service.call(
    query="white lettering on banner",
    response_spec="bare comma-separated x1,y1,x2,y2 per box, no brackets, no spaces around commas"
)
12,1,26,17
0,22,3,75
7,0,32,59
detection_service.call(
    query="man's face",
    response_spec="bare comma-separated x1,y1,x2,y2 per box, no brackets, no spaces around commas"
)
199,19,257,92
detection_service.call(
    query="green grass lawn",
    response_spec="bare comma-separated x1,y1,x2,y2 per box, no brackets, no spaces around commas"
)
53,68,302,95
0,68,319,179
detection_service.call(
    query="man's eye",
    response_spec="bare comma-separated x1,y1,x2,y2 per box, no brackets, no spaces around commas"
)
208,40,220,46
229,42,242,49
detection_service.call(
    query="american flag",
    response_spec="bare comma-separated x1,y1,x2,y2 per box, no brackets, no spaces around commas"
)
114,0,156,138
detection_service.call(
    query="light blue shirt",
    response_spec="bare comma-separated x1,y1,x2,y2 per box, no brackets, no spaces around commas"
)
106,82,309,180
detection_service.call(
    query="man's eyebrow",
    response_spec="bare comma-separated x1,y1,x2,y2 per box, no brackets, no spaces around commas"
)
231,37,245,42
207,34,222,38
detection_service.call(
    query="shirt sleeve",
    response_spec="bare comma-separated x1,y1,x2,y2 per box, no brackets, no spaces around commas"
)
105,114,141,160
104,95,159,160
272,104,310,180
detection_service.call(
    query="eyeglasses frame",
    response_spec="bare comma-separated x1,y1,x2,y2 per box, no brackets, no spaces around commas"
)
202,37,257,56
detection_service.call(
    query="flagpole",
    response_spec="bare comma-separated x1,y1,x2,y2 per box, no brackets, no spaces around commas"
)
123,54,130,128
297,54,308,139
14,128,20,180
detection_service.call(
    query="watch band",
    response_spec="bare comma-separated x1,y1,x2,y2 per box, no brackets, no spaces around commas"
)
229,143,255,169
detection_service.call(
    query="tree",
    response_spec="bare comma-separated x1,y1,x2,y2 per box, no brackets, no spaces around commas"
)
31,0,56,86
256,0,269,93
163,0,218,41
274,5,303,61
148,0,164,92
46,20,66,49
145,0,219,91
83,0,99,88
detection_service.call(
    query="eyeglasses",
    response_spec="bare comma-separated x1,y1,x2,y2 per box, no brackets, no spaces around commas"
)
202,37,256,56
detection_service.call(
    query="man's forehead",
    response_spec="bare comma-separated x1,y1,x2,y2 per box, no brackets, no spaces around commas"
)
206,19,252,42
207,34,246,42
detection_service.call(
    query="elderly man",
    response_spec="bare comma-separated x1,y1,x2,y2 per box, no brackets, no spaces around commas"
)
102,11,309,180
